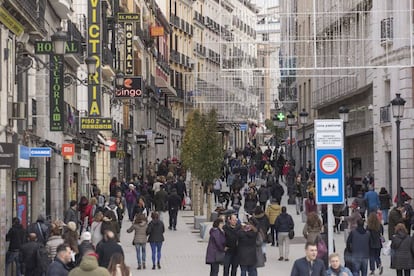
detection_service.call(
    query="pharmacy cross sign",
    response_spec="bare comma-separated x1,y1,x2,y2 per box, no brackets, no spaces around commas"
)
277,112,285,121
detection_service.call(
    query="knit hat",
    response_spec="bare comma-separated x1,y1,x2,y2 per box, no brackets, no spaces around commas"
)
67,221,77,232
81,231,91,242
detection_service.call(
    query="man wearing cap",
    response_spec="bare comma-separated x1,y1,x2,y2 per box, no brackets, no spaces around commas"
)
46,243,72,276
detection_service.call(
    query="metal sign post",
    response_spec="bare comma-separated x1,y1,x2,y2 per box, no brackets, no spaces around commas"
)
314,120,345,255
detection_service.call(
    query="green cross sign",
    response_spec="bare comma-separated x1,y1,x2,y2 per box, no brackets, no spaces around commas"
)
277,112,285,121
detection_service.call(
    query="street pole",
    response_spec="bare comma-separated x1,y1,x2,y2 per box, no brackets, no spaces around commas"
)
396,118,401,205
390,93,405,205
289,125,293,162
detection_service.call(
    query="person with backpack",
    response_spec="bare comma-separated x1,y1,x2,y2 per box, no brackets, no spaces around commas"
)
29,215,50,245
20,232,49,276
346,219,370,276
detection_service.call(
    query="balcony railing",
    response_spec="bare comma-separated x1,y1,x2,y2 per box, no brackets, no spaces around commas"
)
312,76,357,107
170,14,180,29
158,105,173,124
102,47,113,66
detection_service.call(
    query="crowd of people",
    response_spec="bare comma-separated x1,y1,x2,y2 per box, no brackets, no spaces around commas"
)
5,157,188,275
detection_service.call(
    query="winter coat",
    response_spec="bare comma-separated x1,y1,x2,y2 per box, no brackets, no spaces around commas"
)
46,235,65,260
291,257,326,276
146,219,165,243
379,192,391,210
68,256,110,276
388,207,404,240
205,227,226,264
270,183,284,203
265,203,281,225
64,208,78,225
326,265,352,276
125,189,138,204
127,221,148,244
223,224,241,254
367,226,383,250
344,210,362,231
258,186,270,203
6,223,26,251
90,221,103,246
96,240,124,268
391,231,414,269
364,191,380,211
237,228,257,266
154,190,168,212
19,241,41,271
253,212,270,235
101,219,120,241
46,258,69,276
353,196,367,215
346,225,370,258
168,191,182,211
303,222,322,243
275,212,294,233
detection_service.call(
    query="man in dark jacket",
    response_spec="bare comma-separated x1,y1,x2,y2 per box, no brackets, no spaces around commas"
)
19,233,41,276
6,217,26,276
167,188,182,230
154,185,169,223
270,180,284,204
46,243,72,276
388,205,405,240
175,176,187,210
223,214,241,276
275,206,294,261
28,215,50,245
96,231,124,268
290,242,327,276
64,200,78,225
346,219,370,276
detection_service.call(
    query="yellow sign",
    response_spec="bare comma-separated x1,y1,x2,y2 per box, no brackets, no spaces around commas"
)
0,7,24,36
80,117,113,130
150,26,164,37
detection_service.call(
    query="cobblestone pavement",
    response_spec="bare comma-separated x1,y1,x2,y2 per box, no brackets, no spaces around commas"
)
120,187,392,275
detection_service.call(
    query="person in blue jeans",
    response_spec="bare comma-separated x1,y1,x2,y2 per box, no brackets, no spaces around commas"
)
346,219,370,276
146,211,165,269
127,213,148,269
6,217,26,276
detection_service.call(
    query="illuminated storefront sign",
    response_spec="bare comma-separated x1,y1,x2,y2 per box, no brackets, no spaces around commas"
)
80,117,113,130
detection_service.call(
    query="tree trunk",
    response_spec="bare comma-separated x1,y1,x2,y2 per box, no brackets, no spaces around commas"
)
206,184,212,221
191,179,197,215
199,184,204,216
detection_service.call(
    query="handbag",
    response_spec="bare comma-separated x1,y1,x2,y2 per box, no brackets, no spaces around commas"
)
316,236,327,258
288,229,295,239
266,232,273,244
215,251,225,264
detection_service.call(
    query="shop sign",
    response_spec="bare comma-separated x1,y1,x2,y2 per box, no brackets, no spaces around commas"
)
18,145,30,168
115,77,143,98
88,0,102,117
118,13,140,22
0,7,24,35
150,26,164,37
136,135,147,144
50,54,64,131
35,41,80,54
155,137,165,144
61,144,75,157
30,147,52,157
109,139,117,152
80,117,113,130
0,143,16,169
125,23,133,75
16,168,38,181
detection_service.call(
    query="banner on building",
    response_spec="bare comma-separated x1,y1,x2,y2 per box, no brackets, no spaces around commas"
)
50,55,64,131
88,0,102,117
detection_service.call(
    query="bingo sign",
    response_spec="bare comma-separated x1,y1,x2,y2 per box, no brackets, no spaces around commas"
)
314,120,345,204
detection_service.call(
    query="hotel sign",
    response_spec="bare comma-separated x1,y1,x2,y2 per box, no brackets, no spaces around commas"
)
35,41,80,54
88,0,102,118
118,13,140,22
125,23,133,75
50,55,64,131
80,117,113,130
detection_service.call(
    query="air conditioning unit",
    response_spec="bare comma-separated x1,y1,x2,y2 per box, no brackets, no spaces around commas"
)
8,102,26,120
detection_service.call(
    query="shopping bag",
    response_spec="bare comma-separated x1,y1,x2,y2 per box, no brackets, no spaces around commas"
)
381,240,391,256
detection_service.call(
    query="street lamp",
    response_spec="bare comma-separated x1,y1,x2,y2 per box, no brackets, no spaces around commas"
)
391,93,406,205
287,111,296,162
51,28,68,55
115,71,125,87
